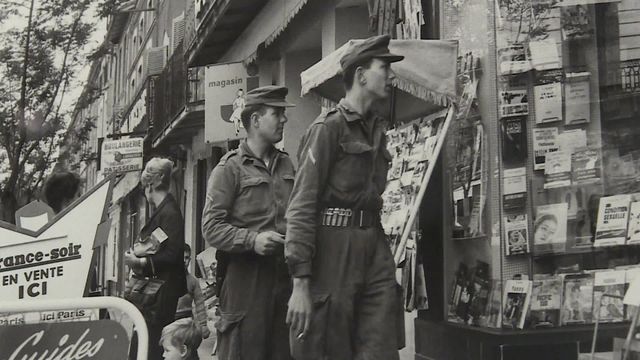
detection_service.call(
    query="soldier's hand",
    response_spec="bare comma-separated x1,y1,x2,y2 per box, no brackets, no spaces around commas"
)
253,231,285,255
287,277,312,340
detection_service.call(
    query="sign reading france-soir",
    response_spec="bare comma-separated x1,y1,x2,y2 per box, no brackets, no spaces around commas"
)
0,178,113,303
0,320,128,360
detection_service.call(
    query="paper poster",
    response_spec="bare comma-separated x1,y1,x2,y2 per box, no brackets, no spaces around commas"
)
499,89,529,118
595,194,631,247
529,39,561,70
565,72,591,125
544,151,572,189
534,203,568,253
533,128,559,171
504,214,530,256
534,82,563,124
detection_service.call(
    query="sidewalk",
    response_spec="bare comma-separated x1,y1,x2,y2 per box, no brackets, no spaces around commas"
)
196,311,417,359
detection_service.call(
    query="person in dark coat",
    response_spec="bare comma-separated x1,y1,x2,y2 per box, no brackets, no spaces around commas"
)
126,157,187,359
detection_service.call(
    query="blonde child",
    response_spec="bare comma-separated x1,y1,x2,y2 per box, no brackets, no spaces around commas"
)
160,318,202,360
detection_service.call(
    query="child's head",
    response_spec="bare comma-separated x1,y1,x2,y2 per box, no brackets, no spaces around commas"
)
160,318,202,360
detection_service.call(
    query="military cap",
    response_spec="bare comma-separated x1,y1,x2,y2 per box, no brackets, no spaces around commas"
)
244,85,295,107
340,34,404,71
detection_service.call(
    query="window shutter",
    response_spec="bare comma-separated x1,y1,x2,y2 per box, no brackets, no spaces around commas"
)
145,46,166,75
172,13,185,53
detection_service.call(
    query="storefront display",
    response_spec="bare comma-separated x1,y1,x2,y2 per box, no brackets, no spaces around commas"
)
417,0,640,358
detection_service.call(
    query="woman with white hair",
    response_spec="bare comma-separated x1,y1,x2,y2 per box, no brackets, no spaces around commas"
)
125,157,188,359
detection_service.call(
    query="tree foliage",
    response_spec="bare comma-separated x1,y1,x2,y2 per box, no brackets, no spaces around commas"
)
0,0,100,222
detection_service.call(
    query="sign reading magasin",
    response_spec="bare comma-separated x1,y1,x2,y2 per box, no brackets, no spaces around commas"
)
100,138,143,175
0,320,128,360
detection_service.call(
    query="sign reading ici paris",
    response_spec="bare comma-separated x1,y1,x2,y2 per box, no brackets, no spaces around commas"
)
0,178,113,305
0,320,128,360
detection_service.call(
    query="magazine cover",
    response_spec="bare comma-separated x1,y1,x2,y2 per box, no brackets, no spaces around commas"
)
627,201,640,245
504,214,530,256
502,279,532,329
485,280,503,328
625,267,640,320
544,150,572,189
561,273,594,325
572,148,601,185
534,203,568,254
592,270,625,323
529,275,562,328
594,194,631,247
533,127,559,171
497,44,531,75
500,89,529,118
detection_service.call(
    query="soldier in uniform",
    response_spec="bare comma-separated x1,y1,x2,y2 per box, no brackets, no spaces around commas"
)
202,85,296,360
285,35,405,359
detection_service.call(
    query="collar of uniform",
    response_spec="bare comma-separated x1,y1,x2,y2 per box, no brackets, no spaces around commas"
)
338,99,364,123
239,140,278,165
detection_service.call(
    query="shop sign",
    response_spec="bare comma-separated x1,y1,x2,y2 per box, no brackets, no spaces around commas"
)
204,61,259,143
0,179,112,303
0,320,128,360
100,138,143,175
121,88,147,133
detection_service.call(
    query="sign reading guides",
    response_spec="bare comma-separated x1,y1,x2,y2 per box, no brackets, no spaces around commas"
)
100,138,143,175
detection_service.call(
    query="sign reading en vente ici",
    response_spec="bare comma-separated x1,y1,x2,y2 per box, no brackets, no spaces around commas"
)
0,178,113,324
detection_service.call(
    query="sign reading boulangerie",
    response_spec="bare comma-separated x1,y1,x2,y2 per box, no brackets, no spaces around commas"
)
100,138,143,175
204,62,260,143
0,320,128,360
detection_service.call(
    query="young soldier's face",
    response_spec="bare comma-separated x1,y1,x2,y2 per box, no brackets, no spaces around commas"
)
255,106,288,144
362,58,395,99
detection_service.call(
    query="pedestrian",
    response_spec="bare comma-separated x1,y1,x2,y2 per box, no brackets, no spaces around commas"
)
160,318,202,360
43,170,82,214
285,34,405,359
175,243,211,340
201,85,296,360
126,157,187,360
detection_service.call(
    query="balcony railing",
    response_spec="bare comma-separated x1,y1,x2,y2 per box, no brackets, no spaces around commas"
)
149,41,205,142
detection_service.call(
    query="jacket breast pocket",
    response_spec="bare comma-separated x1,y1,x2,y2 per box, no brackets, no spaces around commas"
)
331,141,372,192
237,176,271,216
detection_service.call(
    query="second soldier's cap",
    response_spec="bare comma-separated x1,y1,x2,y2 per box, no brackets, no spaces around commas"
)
340,35,404,71
244,85,295,107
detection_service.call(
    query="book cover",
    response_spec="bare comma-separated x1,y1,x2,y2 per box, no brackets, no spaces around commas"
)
503,167,527,210
529,39,562,70
565,72,591,125
561,273,594,325
625,267,640,320
593,270,625,323
594,194,631,247
502,279,533,329
544,150,572,189
572,148,601,185
533,127,559,171
627,202,640,244
501,117,527,165
534,81,563,124
500,89,529,118
558,129,587,155
534,203,568,254
504,214,530,256
529,275,563,328
485,280,503,328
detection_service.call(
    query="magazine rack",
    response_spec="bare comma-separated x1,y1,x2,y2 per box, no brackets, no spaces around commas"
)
415,0,640,359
